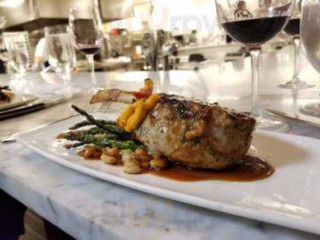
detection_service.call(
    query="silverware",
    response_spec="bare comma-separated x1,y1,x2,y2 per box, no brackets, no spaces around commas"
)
0,96,38,112
94,102,112,113
1,132,19,143
0,95,69,121
0,96,70,143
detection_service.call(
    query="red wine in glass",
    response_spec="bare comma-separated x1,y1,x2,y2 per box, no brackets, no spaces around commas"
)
79,47,101,56
69,7,104,92
216,0,295,132
222,16,288,47
284,18,300,36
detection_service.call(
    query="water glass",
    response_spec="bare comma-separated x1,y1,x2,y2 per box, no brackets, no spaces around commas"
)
45,25,76,96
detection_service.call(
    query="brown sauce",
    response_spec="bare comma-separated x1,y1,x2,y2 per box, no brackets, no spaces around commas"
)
76,146,274,182
147,156,274,182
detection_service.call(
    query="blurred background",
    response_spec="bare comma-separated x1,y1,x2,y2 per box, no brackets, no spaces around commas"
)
0,0,293,74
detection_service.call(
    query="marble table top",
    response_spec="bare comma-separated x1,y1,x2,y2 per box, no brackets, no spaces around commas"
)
1,46,320,240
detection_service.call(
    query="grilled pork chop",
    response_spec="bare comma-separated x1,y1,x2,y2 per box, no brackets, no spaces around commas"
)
91,89,256,169
134,94,256,169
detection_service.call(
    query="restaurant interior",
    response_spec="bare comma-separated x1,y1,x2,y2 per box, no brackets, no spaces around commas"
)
1,0,320,240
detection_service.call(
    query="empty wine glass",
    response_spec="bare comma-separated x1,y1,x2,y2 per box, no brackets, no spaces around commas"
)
215,0,295,132
69,6,104,93
3,34,30,93
4,38,31,93
45,25,76,97
300,0,320,117
279,0,315,89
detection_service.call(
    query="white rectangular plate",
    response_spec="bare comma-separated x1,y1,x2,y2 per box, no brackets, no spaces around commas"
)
17,113,320,235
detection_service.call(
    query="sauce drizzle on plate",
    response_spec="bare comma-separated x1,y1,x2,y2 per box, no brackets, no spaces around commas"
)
147,156,274,182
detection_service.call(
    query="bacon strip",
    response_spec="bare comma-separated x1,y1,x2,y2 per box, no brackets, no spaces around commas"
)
90,78,154,104
90,89,136,104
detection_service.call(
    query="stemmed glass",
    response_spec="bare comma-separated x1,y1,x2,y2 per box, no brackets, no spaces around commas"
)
215,0,295,132
69,6,104,93
45,25,76,97
300,0,320,116
279,0,315,89
3,35,30,93
5,40,29,76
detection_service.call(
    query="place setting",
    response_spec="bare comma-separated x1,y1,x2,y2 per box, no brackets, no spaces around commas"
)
0,85,38,112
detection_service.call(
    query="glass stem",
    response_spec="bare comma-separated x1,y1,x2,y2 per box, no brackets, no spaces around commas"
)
292,36,301,84
250,48,261,118
62,63,71,96
18,64,28,94
18,64,26,81
87,54,97,89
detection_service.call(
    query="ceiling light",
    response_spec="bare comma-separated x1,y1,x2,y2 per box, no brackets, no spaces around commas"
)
0,0,25,8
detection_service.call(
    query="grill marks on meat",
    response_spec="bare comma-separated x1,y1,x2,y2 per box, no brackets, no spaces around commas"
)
158,95,211,119
135,95,256,170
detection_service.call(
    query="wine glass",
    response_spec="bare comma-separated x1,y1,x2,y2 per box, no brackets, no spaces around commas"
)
215,0,295,132
279,0,315,89
3,34,30,93
4,36,31,94
45,25,76,97
69,6,104,93
300,0,320,117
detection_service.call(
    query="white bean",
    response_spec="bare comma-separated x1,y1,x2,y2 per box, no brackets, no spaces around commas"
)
121,150,135,163
123,160,142,174
101,154,118,165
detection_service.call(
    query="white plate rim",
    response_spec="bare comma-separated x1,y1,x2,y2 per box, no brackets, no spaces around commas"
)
16,116,320,235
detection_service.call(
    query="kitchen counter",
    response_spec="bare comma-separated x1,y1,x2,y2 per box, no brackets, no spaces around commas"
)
1,46,320,240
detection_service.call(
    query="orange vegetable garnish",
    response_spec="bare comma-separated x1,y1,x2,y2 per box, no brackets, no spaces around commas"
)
133,78,153,99
117,93,160,132
116,79,160,132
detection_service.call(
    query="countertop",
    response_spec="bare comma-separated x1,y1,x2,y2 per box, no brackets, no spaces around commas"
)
1,45,320,240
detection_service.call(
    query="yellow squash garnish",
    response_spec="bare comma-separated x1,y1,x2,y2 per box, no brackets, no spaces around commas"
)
117,94,160,132
117,105,135,128
144,93,161,111
125,101,147,132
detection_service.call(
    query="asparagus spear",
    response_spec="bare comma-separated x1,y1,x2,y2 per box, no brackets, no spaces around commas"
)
68,105,145,151
63,127,142,151
69,119,118,130
64,142,85,149
82,135,141,151
71,105,127,135
69,120,93,130
63,128,118,141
